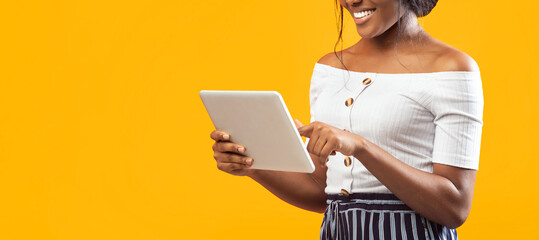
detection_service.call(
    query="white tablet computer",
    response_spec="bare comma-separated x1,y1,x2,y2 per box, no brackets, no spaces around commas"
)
199,90,315,173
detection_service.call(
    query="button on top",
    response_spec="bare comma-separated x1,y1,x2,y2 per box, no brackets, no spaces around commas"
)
362,78,372,85
345,98,354,107
344,156,352,167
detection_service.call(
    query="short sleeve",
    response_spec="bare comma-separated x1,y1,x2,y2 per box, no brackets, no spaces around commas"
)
429,73,484,170
309,63,327,123
306,63,330,146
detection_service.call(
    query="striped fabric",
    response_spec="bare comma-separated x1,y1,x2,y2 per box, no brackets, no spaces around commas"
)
320,193,457,240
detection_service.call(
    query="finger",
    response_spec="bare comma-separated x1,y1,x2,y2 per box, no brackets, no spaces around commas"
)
226,163,247,172
217,162,249,172
210,130,230,141
313,137,327,157
294,119,304,129
320,141,336,161
306,131,319,155
214,142,246,154
298,124,313,138
224,153,254,165
214,152,253,166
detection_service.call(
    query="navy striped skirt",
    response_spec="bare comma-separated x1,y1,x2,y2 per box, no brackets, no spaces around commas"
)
320,193,457,240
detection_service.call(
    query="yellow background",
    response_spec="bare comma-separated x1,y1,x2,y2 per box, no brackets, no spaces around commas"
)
1,0,537,239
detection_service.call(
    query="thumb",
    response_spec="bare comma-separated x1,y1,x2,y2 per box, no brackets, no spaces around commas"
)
294,119,304,129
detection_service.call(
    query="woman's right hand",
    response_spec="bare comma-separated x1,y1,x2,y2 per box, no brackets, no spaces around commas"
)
210,130,256,177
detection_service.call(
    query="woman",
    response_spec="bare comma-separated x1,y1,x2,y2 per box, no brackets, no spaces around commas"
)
209,0,483,239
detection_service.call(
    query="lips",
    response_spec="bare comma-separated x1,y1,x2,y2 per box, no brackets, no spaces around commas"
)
353,9,375,19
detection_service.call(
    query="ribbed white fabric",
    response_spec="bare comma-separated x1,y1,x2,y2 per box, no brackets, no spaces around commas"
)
308,63,484,194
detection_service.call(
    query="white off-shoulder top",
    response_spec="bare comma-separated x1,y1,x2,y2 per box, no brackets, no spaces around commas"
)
308,63,484,194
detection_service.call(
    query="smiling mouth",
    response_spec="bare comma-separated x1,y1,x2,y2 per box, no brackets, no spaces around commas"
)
353,9,375,19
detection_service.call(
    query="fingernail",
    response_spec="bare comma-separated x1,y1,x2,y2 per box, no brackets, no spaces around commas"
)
223,134,229,140
238,147,245,153
246,158,253,165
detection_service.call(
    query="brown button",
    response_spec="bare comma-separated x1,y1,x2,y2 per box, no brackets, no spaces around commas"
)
340,189,350,196
344,156,351,167
345,98,354,107
362,78,372,85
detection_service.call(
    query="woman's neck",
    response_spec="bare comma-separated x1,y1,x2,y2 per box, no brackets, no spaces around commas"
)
356,14,426,54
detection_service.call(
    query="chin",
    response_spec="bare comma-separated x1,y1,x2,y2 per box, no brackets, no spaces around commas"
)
357,32,377,39
355,27,381,39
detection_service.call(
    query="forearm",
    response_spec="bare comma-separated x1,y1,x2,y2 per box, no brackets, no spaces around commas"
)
354,137,474,228
248,169,327,213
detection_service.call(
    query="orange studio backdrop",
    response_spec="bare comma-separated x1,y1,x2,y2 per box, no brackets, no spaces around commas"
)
0,0,538,239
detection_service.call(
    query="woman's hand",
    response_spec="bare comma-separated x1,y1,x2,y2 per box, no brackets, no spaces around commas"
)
210,130,255,177
295,120,365,164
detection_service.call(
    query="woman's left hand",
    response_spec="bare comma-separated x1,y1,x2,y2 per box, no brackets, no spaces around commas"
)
295,119,365,164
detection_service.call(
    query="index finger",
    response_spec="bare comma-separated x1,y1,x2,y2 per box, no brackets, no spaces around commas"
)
210,130,230,141
297,124,313,138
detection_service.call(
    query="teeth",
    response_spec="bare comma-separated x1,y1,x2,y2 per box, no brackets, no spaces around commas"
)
354,10,375,18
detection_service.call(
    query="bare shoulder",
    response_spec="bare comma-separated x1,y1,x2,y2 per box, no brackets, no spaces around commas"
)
317,50,348,69
430,42,480,72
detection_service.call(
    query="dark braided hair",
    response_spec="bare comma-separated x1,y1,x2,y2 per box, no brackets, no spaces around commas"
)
402,0,438,17
333,0,438,70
